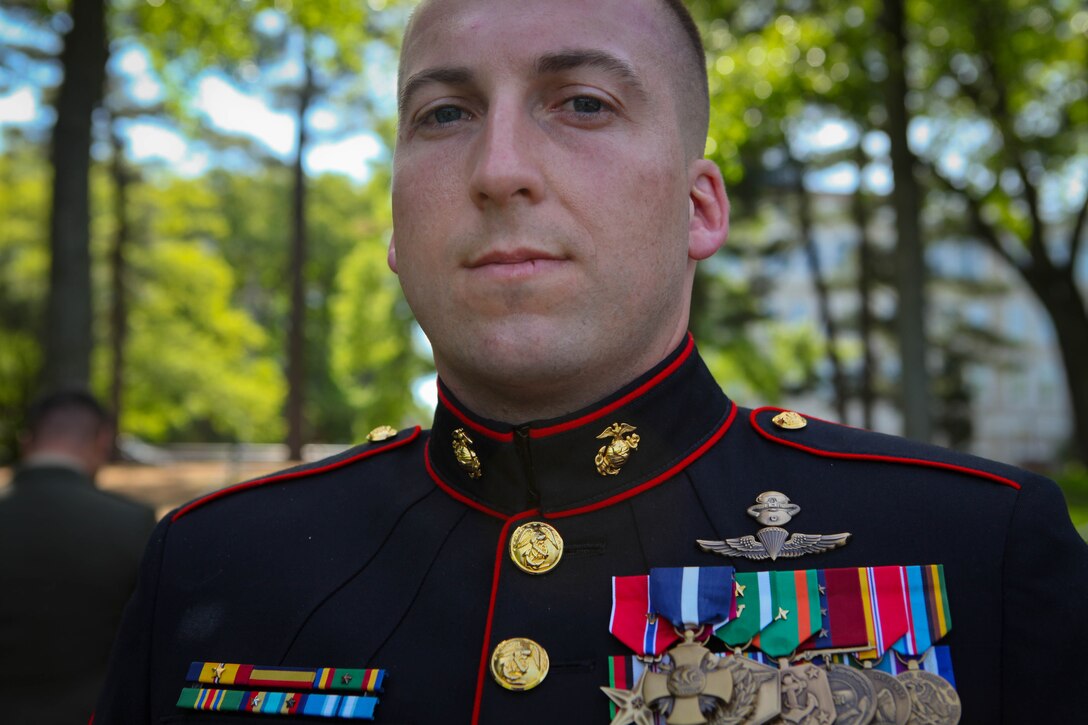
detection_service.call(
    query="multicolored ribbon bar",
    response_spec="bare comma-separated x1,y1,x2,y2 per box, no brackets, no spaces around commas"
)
610,575,681,656
714,571,774,647
177,687,378,719
753,569,821,657
648,566,735,630
186,663,385,693
891,564,951,656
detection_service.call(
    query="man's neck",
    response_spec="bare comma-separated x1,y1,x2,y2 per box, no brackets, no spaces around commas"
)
436,332,690,424
22,450,92,476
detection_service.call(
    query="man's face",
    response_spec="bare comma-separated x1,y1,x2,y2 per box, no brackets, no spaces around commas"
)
391,0,724,413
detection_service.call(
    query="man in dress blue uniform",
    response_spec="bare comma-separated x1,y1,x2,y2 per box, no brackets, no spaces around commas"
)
96,0,1088,722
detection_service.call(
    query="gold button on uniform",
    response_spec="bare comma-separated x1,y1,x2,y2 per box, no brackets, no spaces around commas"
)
509,521,564,574
490,637,549,691
366,425,398,442
772,410,807,430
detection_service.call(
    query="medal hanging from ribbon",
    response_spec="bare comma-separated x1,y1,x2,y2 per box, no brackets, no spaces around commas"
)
752,569,822,657
610,575,681,656
605,567,738,725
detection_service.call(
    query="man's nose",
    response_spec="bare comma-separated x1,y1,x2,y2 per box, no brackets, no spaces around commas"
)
468,101,543,208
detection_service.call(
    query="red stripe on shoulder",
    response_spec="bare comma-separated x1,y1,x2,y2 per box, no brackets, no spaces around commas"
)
749,407,1021,490
171,427,422,522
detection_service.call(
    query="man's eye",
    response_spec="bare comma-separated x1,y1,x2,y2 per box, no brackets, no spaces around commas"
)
569,97,605,114
427,106,466,125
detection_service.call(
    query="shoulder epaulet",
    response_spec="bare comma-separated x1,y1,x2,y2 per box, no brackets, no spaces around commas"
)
749,407,1022,490
171,426,422,522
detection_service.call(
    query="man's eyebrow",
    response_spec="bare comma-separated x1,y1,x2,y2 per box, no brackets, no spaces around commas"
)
535,50,648,101
399,66,473,117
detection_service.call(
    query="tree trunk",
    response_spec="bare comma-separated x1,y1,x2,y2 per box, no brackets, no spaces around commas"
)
1030,270,1088,466
108,125,130,458
881,0,931,442
794,168,848,423
40,0,108,391
286,58,315,461
852,145,876,430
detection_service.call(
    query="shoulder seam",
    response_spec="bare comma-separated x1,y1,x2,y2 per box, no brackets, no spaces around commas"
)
749,407,1021,490
170,427,423,522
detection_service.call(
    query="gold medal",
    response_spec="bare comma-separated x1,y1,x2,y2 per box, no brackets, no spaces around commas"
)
898,667,960,725
862,668,912,725
825,663,877,725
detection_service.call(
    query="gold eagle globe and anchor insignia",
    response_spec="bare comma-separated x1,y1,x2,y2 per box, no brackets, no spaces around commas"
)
595,423,640,476
451,427,482,479
697,491,851,561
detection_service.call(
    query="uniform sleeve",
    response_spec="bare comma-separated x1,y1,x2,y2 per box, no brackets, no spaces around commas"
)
1000,474,1088,722
94,513,172,723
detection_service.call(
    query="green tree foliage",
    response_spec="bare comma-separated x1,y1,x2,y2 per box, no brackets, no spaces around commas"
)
693,0,1086,456
0,137,49,461
329,171,433,438
110,237,285,442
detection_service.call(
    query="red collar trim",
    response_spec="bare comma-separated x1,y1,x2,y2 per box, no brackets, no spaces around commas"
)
424,401,737,518
435,333,695,443
171,427,423,522
750,407,1021,490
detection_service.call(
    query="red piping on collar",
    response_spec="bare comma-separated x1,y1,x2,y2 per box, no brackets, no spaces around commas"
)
437,386,515,443
750,407,1021,490
423,440,507,520
470,510,538,725
170,427,423,522
426,402,736,520
436,333,695,443
530,334,695,438
548,401,736,518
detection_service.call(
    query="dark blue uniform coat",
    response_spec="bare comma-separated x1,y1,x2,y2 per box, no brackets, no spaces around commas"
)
96,338,1088,723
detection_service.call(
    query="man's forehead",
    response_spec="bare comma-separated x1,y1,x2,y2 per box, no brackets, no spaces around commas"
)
399,0,671,85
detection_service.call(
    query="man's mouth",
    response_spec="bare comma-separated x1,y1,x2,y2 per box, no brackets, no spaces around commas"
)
466,249,570,279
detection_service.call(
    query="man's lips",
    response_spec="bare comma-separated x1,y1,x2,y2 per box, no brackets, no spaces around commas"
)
466,249,570,279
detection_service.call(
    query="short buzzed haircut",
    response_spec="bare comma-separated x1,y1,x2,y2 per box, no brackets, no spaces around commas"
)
657,0,709,157
25,389,110,444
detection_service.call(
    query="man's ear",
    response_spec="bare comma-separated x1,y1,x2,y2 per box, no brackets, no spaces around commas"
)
687,158,729,261
387,234,399,274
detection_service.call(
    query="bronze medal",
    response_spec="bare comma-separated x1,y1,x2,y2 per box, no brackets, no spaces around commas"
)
704,655,781,725
897,670,960,725
642,631,734,725
862,669,912,725
772,662,836,724
825,664,877,725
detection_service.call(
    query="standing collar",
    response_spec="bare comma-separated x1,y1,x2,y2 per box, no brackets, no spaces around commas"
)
426,334,734,516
